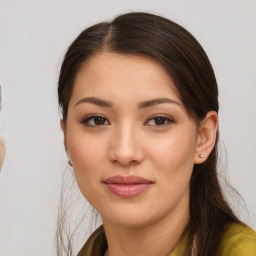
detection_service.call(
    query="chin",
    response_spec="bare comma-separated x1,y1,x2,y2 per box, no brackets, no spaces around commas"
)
105,215,152,228
100,205,162,229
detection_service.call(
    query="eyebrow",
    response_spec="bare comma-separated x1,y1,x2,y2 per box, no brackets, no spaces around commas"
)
75,97,113,108
138,98,180,109
75,97,180,109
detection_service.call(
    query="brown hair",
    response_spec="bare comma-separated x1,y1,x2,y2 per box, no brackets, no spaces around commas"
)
58,12,241,256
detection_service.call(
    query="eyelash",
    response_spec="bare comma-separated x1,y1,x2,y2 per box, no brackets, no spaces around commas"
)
80,114,174,127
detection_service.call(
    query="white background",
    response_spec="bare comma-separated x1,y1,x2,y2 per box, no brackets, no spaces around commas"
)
0,0,255,255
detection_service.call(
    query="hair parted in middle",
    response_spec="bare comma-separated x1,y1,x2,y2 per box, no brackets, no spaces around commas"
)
58,12,240,256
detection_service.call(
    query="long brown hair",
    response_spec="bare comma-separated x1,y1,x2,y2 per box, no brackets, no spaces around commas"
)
57,12,241,256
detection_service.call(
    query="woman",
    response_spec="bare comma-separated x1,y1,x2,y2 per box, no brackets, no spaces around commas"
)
57,12,256,256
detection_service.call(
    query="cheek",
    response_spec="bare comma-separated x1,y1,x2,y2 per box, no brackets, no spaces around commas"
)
68,132,106,168
148,132,196,210
152,131,196,162
67,133,107,201
67,132,108,190
148,130,197,181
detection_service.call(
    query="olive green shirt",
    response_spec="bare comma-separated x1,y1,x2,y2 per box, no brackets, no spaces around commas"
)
77,223,256,256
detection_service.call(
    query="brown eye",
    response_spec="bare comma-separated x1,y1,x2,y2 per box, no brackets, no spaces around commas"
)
154,117,166,125
146,115,174,126
94,116,106,125
81,115,110,126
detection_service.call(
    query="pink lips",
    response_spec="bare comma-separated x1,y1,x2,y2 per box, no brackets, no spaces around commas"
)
103,175,153,198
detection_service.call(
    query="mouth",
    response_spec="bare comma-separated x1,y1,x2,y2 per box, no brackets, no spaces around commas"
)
103,175,153,198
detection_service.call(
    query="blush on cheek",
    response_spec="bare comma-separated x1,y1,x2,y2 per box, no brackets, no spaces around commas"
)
153,136,195,174
70,139,106,170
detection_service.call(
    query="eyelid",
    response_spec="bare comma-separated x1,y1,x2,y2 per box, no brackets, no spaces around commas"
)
80,114,174,127
144,114,174,126
80,114,110,126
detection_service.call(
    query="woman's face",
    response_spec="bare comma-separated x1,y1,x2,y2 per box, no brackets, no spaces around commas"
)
63,52,203,228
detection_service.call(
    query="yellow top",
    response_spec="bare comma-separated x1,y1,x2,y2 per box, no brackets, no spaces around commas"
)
170,223,256,256
78,223,256,256
218,223,256,256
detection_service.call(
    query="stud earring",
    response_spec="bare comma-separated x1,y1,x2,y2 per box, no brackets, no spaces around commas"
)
68,159,73,167
199,154,204,158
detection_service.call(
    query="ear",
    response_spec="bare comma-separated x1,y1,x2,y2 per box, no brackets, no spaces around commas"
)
60,120,71,159
194,111,218,164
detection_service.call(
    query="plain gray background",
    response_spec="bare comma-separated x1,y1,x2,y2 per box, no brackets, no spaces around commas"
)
0,0,255,255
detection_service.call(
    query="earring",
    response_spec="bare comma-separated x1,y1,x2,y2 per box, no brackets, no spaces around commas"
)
68,159,73,167
199,154,204,158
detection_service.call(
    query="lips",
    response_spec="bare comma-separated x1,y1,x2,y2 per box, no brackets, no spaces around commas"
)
103,175,153,198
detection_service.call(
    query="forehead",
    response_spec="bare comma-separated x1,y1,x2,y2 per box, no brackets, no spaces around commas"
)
71,51,181,105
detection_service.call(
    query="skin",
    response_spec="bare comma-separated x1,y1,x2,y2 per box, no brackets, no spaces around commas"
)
0,137,5,172
61,52,218,256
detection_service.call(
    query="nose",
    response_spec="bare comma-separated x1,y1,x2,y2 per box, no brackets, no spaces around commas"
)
109,123,144,167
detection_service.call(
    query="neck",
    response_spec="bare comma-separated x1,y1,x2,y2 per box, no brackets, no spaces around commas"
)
102,206,189,256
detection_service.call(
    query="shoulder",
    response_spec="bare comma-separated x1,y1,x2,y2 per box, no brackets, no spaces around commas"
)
218,222,256,256
77,225,107,256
